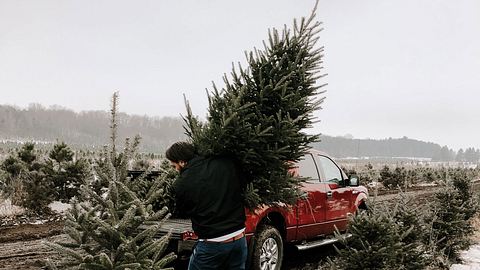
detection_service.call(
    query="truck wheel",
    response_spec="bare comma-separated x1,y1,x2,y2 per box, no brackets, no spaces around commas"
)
251,225,283,270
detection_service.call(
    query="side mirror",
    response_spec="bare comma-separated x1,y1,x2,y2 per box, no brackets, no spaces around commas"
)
349,175,359,186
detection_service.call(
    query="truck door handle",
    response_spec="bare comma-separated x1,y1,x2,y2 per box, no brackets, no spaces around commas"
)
327,191,332,198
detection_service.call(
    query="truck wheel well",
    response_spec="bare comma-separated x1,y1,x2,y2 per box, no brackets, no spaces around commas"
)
358,201,368,211
259,212,286,239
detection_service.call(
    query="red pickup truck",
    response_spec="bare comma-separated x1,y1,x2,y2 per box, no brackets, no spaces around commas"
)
147,150,368,270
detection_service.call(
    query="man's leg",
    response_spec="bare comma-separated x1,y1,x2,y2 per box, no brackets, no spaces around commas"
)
188,241,229,270
225,237,248,270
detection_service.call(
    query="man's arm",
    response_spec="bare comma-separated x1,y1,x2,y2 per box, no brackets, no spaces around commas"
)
173,176,191,218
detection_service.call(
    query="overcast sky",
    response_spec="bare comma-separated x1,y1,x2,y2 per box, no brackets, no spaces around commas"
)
1,0,479,150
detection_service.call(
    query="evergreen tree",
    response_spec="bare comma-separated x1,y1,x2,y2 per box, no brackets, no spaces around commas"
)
18,142,37,166
422,168,437,183
0,141,90,212
428,173,479,263
45,92,176,270
326,196,429,269
392,167,407,189
125,159,178,215
434,146,454,161
0,142,54,213
0,169,7,195
464,147,478,163
184,6,325,207
17,167,54,214
0,155,23,197
379,165,399,189
43,142,91,202
456,149,465,162
1,155,23,177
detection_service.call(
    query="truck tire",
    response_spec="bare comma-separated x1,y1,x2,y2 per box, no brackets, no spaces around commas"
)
251,225,284,270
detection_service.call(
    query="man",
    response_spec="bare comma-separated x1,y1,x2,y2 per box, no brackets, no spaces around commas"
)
166,141,247,270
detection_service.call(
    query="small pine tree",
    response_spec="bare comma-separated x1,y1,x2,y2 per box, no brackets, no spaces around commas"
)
0,141,90,212
45,92,176,270
0,155,23,197
358,163,378,184
17,142,37,166
379,165,400,189
428,174,479,263
325,195,429,270
17,169,54,214
43,142,91,202
184,5,325,207
1,155,23,177
0,143,55,213
0,169,7,195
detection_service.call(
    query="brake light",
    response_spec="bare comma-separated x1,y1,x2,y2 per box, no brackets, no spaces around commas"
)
182,231,198,241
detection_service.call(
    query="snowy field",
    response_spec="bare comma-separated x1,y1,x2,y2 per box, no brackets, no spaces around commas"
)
451,244,480,269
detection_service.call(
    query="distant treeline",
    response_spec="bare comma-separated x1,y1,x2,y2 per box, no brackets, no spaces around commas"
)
314,136,479,162
0,104,185,153
0,104,478,161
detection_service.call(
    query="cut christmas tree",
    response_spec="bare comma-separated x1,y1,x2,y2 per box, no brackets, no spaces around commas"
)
184,6,326,207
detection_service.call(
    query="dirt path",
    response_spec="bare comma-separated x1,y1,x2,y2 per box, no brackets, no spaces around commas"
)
0,234,69,270
0,222,64,243
0,221,66,270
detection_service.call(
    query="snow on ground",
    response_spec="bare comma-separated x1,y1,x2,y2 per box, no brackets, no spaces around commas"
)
451,244,480,269
48,201,71,213
0,199,24,217
1,199,69,226
0,199,71,217
451,217,480,270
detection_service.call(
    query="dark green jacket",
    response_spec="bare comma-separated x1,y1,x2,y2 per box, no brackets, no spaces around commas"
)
174,156,246,239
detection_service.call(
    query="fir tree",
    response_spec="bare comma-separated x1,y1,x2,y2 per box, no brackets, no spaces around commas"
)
0,141,90,212
379,165,400,189
18,142,37,166
43,142,91,202
45,92,176,270
326,196,430,270
0,142,54,213
0,169,7,195
16,168,54,214
428,173,479,263
184,4,325,207
1,155,23,177
0,155,23,197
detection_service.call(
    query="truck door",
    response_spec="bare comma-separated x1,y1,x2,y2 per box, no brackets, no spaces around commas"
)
294,154,327,241
314,154,353,232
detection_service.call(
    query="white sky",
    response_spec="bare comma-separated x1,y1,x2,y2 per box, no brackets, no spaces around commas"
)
0,0,479,150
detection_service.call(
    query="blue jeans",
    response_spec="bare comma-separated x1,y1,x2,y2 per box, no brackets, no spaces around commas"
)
188,237,248,270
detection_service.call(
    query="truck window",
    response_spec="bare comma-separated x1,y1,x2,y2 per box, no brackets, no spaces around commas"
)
297,154,320,183
317,155,343,183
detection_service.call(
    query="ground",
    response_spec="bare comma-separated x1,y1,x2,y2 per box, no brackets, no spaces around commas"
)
0,187,478,270
451,218,480,270
0,222,65,270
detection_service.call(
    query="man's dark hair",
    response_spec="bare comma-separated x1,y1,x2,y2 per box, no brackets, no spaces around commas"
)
166,141,195,162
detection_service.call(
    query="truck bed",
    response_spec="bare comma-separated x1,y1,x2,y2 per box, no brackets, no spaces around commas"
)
156,218,193,240
151,218,196,254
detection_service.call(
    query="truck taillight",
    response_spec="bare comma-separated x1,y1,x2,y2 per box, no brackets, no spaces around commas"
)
182,231,197,241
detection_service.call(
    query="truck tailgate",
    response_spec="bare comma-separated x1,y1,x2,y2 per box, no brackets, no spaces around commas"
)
155,218,193,240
